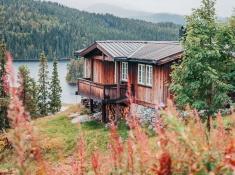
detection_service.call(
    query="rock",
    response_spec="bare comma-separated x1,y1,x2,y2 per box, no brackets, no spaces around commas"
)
68,113,80,119
131,104,160,128
71,115,91,124
91,112,102,121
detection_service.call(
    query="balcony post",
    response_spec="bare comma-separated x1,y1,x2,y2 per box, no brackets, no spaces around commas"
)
90,99,94,113
116,61,120,98
102,103,107,123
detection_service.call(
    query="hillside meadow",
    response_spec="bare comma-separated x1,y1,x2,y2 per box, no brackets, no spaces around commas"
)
1,102,235,174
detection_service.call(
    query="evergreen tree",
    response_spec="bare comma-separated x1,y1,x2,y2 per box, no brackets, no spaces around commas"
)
0,42,9,129
37,52,49,116
17,65,38,117
0,0,179,61
29,78,39,117
49,59,62,113
170,0,235,116
66,59,84,84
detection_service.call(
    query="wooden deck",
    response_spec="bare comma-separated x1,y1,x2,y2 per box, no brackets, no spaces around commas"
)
78,78,128,103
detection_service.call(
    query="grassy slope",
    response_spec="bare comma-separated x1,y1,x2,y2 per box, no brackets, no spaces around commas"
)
0,105,129,170
1,105,234,171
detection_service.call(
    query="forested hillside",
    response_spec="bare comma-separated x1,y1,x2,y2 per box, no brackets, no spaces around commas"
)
0,0,180,60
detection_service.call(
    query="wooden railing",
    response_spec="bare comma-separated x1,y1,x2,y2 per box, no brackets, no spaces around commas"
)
78,78,128,102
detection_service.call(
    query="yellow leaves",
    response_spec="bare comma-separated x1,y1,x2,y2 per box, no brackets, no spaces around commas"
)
0,134,10,152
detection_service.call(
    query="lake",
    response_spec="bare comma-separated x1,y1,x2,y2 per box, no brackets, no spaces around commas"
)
13,61,81,104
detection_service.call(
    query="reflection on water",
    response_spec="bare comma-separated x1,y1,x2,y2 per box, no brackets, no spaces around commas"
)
13,61,81,104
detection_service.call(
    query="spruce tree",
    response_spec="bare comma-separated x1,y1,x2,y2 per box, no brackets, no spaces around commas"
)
29,78,39,117
37,52,49,116
49,59,62,113
171,0,235,117
0,42,9,129
17,65,38,117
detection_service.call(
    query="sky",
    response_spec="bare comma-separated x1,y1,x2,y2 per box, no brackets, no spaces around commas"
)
47,0,235,17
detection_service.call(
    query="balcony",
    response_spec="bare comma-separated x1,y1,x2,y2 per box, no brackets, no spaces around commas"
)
77,78,128,103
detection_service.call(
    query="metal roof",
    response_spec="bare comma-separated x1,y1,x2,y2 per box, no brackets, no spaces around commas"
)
129,43,183,61
77,40,183,64
97,41,146,58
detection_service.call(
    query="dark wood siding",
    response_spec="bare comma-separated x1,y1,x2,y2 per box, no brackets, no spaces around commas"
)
127,62,172,107
83,54,174,108
91,56,115,84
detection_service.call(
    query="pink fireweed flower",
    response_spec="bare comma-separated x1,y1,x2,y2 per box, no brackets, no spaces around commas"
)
6,51,49,175
72,135,86,175
91,150,102,175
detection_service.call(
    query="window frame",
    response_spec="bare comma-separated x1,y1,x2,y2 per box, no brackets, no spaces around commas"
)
121,62,128,82
138,64,153,87
146,65,153,86
138,64,146,85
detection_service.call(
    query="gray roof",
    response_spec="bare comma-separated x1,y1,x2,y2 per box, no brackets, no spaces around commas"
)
98,40,145,58
78,40,183,64
129,42,182,61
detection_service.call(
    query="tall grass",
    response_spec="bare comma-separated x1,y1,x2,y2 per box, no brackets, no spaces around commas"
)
4,52,235,174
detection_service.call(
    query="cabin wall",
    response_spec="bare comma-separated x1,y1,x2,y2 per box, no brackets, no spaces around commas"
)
127,62,172,107
84,55,173,107
85,56,115,84
103,60,115,84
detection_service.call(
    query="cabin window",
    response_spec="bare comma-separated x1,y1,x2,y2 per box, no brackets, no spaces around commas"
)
138,64,153,87
146,65,153,86
121,62,128,81
138,64,145,85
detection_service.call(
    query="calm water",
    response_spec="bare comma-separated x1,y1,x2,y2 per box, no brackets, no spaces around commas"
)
13,61,81,104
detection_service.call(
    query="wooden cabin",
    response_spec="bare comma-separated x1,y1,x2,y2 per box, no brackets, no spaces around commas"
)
76,40,183,122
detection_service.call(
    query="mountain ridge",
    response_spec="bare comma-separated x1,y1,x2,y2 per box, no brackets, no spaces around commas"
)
87,3,185,25
1,0,180,60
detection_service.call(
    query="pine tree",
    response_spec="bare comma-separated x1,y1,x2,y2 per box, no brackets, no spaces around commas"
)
0,42,9,129
37,52,49,116
17,65,38,117
29,78,39,117
171,0,235,117
49,59,62,114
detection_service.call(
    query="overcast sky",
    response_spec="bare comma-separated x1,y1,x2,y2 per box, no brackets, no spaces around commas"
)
47,0,234,17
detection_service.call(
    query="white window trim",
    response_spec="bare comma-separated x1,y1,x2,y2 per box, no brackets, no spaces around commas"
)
146,65,153,86
138,64,153,87
114,61,117,83
121,62,128,82
138,64,145,85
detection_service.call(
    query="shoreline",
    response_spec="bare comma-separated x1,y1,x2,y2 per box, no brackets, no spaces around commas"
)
13,58,71,62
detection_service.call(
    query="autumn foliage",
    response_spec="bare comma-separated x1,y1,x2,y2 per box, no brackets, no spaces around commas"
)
2,52,235,174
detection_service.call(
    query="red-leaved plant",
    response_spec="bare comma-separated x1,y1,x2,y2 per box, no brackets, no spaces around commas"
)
3,53,235,175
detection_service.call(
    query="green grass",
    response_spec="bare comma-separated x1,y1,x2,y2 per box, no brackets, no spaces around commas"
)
79,120,129,155
37,116,80,155
36,115,129,160
0,114,129,170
